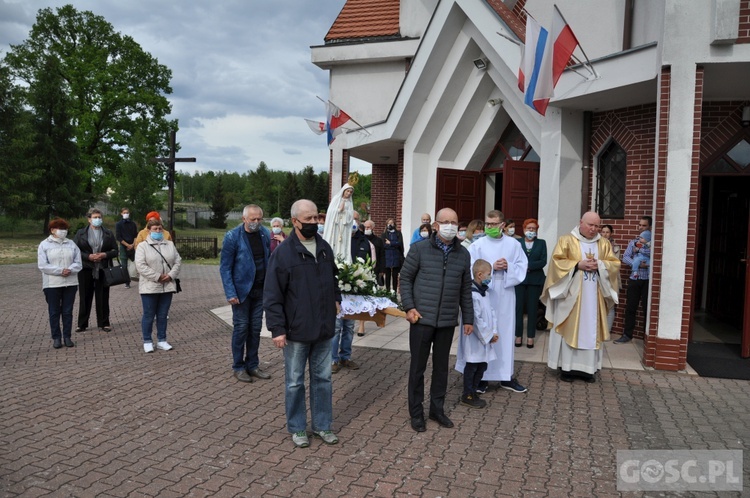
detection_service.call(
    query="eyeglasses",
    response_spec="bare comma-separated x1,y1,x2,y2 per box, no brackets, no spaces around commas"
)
435,220,458,226
484,222,502,227
150,227,163,231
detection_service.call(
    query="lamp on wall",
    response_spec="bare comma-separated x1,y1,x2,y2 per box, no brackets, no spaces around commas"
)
742,106,750,127
487,98,503,107
473,58,488,70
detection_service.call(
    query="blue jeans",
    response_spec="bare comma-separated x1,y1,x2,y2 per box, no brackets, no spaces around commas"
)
231,288,264,372
331,318,354,363
141,293,173,343
284,339,333,434
43,286,78,339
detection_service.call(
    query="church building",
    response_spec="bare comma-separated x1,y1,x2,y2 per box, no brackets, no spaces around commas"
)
311,0,750,371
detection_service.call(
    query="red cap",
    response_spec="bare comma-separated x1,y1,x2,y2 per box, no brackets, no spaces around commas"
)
146,211,161,221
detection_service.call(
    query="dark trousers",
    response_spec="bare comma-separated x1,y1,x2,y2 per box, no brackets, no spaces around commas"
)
77,268,111,329
384,267,400,292
43,286,78,340
514,284,543,339
408,323,455,418
623,279,649,339
463,362,488,396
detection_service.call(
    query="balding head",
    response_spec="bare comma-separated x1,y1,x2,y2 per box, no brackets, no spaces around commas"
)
579,211,601,240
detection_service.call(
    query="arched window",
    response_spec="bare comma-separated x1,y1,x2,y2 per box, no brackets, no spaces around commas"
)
596,140,626,218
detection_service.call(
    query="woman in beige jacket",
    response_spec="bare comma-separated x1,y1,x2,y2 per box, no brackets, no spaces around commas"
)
135,219,181,353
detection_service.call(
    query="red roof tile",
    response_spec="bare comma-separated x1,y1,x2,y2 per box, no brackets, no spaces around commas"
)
325,0,401,43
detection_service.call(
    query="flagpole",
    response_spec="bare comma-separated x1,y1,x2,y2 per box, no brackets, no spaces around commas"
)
554,4,598,78
327,98,371,136
496,31,522,46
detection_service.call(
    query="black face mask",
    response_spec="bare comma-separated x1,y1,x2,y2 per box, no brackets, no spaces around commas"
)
298,222,318,239
387,224,395,230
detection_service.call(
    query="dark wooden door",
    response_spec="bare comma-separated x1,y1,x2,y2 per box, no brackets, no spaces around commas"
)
502,159,540,222
705,177,749,342
743,211,750,358
435,168,483,222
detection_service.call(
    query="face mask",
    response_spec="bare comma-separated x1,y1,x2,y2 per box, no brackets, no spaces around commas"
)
473,232,486,240
272,227,282,234
54,229,68,239
485,227,501,238
387,224,395,231
438,224,458,241
481,278,492,287
317,224,325,234
420,231,429,238
458,231,466,239
299,222,318,239
352,221,358,232
91,218,103,227
246,221,260,232
365,229,373,236
150,232,164,241
506,227,515,236
122,213,130,220
525,231,537,239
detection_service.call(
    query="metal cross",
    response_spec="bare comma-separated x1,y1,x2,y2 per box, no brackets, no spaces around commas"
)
151,130,196,232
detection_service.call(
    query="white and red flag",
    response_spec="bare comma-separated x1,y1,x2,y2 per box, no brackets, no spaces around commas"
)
326,102,352,145
305,119,326,135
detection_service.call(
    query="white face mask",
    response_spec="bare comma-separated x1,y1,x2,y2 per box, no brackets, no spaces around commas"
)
420,231,429,238
122,213,130,220
364,229,373,236
525,231,537,239
272,227,282,234
54,229,68,239
506,227,515,236
439,223,458,241
352,221,358,231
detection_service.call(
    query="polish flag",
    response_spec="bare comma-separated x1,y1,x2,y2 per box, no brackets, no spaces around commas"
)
550,7,580,88
327,102,352,145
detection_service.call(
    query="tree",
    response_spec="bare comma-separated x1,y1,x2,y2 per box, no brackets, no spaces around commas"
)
109,131,165,223
209,176,229,229
298,165,318,201
4,5,176,200
245,161,273,211
26,56,86,231
280,172,300,218
314,172,330,210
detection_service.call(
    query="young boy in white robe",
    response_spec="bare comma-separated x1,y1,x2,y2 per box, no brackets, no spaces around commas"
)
458,259,499,408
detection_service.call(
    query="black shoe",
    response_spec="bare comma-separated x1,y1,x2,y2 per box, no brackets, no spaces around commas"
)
461,394,486,409
410,417,426,432
64,338,75,348
75,327,86,333
428,412,454,428
53,338,62,349
582,373,596,383
248,368,271,380
613,335,632,344
560,372,574,382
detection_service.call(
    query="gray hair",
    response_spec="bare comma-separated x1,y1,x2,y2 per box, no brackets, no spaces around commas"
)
290,199,317,219
270,217,283,226
242,204,263,217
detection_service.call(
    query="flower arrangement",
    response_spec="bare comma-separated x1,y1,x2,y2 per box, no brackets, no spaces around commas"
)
336,257,399,303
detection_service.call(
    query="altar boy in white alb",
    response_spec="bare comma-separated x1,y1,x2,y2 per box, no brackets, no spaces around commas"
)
459,210,528,393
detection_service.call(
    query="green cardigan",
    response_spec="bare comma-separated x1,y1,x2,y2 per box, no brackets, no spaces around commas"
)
517,237,547,286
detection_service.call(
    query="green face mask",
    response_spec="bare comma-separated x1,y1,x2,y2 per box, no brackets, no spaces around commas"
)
485,227,501,238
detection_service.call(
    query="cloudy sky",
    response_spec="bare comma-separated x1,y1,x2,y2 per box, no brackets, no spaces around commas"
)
0,0,370,175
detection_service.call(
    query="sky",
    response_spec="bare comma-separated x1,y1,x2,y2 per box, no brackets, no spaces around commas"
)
0,0,370,175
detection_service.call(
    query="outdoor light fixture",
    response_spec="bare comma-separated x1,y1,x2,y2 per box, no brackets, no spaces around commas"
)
742,106,750,127
473,58,488,70
487,98,503,107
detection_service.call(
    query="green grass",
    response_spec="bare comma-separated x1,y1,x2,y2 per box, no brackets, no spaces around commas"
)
0,218,289,266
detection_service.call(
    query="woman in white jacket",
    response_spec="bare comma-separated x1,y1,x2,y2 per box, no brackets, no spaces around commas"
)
38,218,83,349
135,219,181,353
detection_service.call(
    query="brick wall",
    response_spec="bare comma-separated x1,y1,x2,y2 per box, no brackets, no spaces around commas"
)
590,103,656,338
327,149,351,203
738,0,750,43
370,150,404,234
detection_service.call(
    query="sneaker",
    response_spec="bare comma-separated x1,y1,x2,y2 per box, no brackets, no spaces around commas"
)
312,430,339,445
461,394,486,409
613,335,632,344
341,359,359,370
500,378,528,393
143,343,154,353
475,381,488,394
156,341,173,351
124,283,130,289
234,370,253,383
331,362,341,374
292,431,309,448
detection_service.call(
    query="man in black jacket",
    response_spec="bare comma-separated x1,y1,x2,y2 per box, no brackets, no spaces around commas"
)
400,207,474,432
115,207,138,289
264,199,342,449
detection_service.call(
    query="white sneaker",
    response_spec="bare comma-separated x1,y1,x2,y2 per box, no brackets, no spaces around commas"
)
143,343,154,353
156,341,173,351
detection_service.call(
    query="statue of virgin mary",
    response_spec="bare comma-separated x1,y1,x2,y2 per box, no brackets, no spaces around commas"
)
323,183,355,263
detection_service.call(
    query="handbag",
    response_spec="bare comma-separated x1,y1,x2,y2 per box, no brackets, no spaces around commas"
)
148,243,181,293
102,261,131,287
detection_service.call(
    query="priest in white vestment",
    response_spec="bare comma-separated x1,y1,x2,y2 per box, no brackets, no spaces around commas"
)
541,211,620,382
456,210,528,392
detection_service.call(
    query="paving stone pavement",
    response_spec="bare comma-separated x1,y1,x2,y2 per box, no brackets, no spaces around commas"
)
1,262,749,497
